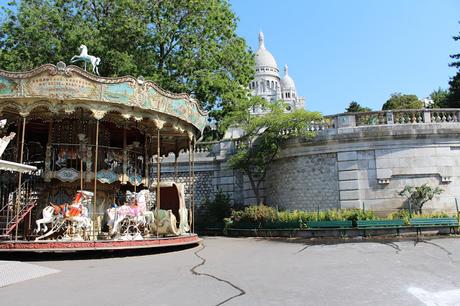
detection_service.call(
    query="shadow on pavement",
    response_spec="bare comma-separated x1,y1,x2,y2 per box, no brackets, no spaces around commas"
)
0,243,200,262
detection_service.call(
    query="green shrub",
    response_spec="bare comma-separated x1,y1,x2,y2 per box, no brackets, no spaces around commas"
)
224,204,456,229
195,191,232,229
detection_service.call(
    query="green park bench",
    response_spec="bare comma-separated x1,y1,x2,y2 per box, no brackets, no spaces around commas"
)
357,219,405,236
409,218,459,235
306,220,353,228
357,219,405,228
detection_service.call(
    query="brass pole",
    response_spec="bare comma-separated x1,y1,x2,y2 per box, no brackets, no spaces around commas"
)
80,159,83,191
144,133,149,187
93,120,100,240
15,116,26,241
156,129,161,210
134,165,137,193
188,138,192,233
192,138,196,234
122,124,127,184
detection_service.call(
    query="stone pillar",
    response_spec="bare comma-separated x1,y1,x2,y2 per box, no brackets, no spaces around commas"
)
336,114,356,128
386,111,394,125
423,110,431,123
337,151,361,209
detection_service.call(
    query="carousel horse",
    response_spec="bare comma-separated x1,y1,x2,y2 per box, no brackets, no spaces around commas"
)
35,206,56,233
105,191,149,238
35,191,93,239
70,45,101,75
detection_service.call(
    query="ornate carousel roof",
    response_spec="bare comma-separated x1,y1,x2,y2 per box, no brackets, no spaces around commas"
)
0,62,208,138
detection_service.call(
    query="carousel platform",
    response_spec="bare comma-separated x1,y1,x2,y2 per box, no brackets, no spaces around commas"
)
0,234,201,253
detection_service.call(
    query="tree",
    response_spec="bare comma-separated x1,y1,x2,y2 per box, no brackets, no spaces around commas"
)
447,22,460,107
345,101,371,113
428,88,448,108
223,98,323,205
399,184,443,214
381,93,423,110
0,0,255,124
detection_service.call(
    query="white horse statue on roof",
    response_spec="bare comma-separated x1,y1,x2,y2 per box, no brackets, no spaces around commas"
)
70,45,101,75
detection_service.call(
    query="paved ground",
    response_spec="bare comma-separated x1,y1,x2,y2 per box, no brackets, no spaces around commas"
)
0,236,460,305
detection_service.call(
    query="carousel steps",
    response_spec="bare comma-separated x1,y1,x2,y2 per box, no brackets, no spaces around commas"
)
1,199,38,236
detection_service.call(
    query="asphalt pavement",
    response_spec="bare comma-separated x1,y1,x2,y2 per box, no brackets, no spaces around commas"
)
1,236,460,305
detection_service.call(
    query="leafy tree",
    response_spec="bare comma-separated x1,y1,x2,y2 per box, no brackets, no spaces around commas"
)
223,98,322,205
0,0,255,124
345,101,371,113
381,93,423,110
399,184,443,214
428,88,449,108
447,22,460,107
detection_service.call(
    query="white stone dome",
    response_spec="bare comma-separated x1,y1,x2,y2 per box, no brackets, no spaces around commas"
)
280,65,296,90
255,32,278,71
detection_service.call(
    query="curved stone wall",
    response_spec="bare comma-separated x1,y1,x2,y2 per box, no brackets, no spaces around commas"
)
266,118,460,214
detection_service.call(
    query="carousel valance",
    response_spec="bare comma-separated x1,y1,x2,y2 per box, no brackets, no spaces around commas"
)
0,62,207,135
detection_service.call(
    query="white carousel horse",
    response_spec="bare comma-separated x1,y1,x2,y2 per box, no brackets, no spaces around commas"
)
105,190,151,238
35,206,55,233
35,191,93,240
70,45,101,75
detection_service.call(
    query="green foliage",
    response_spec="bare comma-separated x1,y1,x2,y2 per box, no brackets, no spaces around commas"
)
226,207,378,229
399,184,444,214
0,0,255,124
225,204,456,229
382,93,423,110
224,99,323,204
387,210,454,225
447,22,460,107
316,208,377,222
345,101,372,113
429,88,449,108
195,191,232,229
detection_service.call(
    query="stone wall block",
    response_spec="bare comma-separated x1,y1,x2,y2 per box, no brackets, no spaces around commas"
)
337,151,357,161
338,161,358,171
339,170,359,181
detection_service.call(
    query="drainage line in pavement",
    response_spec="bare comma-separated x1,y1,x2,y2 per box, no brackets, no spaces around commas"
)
191,243,246,305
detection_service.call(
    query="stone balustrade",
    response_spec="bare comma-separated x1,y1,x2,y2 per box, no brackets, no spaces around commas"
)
327,108,460,129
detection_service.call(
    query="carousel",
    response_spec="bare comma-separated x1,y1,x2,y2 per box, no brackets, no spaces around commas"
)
0,48,206,252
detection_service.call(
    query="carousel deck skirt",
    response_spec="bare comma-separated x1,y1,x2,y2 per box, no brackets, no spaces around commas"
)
0,234,201,252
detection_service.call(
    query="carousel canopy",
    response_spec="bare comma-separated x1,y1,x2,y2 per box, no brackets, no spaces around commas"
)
0,62,208,142
0,159,37,173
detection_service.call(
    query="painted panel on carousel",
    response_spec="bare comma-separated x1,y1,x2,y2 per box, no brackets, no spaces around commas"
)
169,99,190,117
0,77,18,96
102,83,135,104
129,174,143,186
25,73,98,99
141,86,157,109
55,167,80,182
190,103,207,131
97,169,119,184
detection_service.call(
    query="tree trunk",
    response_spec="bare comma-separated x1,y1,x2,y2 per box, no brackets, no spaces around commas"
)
247,173,261,205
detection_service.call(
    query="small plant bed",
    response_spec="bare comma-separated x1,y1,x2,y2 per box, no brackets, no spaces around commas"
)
222,205,459,237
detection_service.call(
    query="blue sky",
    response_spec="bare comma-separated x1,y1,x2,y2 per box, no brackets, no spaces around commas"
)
0,1,458,115
230,0,460,114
